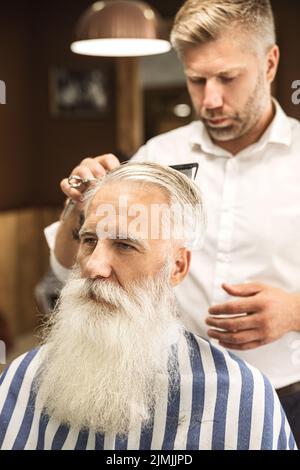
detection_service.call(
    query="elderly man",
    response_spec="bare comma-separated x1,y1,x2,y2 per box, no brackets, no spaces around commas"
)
0,163,295,450
46,0,300,445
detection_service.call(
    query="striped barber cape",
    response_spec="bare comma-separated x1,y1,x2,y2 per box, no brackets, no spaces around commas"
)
0,332,296,450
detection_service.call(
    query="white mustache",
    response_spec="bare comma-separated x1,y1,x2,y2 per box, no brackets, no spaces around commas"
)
83,278,126,307
65,271,168,322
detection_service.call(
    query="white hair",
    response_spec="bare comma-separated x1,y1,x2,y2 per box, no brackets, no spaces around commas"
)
84,162,206,250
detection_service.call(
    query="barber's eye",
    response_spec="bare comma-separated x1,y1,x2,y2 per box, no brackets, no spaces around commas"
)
220,76,235,83
189,78,206,85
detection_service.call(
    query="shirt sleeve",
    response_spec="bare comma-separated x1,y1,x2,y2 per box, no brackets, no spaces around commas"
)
44,221,61,251
130,145,148,162
44,222,71,284
49,250,70,284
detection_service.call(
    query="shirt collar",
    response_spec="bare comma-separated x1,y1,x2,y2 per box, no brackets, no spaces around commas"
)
267,99,292,146
189,98,292,158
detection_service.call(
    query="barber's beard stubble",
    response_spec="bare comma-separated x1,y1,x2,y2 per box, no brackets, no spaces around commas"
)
35,264,184,436
202,71,269,142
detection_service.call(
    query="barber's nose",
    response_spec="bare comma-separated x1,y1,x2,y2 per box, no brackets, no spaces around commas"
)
81,241,112,279
202,80,223,109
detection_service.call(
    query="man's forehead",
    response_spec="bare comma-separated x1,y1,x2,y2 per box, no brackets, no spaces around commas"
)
82,188,188,245
84,205,170,239
185,64,244,77
183,34,252,75
87,181,167,212
184,47,247,75
84,213,149,230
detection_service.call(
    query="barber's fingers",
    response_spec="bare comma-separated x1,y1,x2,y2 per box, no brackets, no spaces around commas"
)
208,328,262,347
93,154,121,171
60,166,94,201
222,282,264,297
60,154,121,202
218,340,263,351
78,154,120,177
208,297,259,316
60,179,84,202
206,312,259,332
79,158,107,178
69,165,97,181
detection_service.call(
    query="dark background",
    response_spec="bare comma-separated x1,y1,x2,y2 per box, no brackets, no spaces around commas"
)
0,0,299,210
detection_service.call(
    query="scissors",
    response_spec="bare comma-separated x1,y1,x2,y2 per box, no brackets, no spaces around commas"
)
61,176,97,221
68,175,97,189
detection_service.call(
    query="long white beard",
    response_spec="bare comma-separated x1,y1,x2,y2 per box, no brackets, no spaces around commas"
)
35,265,184,436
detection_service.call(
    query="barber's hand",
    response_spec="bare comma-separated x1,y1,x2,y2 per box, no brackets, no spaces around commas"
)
60,154,121,203
206,283,300,350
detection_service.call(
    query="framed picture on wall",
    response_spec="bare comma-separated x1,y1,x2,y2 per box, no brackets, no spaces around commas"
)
49,67,111,118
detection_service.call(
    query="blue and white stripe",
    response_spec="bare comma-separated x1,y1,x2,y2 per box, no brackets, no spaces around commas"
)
0,334,296,450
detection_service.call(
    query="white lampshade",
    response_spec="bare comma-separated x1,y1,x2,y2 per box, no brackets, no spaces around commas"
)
71,0,171,57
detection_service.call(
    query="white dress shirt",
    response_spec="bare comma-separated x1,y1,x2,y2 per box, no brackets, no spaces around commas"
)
131,100,300,389
47,100,300,389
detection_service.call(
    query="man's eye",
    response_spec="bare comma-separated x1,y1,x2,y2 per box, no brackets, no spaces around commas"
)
116,242,135,251
189,78,206,85
81,238,97,246
219,76,235,83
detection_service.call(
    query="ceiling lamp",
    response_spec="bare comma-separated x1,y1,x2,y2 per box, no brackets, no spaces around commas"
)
71,0,171,57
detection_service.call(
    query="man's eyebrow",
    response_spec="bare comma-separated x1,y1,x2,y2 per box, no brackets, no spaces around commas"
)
78,228,149,250
115,233,149,250
186,67,243,77
78,228,97,239
217,68,242,75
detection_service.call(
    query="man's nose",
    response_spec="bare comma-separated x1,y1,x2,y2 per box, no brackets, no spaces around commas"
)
202,79,223,109
81,241,112,279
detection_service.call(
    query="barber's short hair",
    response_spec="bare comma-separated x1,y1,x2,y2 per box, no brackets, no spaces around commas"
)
84,162,206,250
171,0,276,56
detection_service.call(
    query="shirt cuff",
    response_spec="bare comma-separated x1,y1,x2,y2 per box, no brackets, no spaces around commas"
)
44,221,61,251
50,250,71,284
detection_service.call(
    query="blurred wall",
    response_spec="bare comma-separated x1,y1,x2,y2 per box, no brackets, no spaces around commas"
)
0,0,116,211
272,0,300,120
0,0,299,211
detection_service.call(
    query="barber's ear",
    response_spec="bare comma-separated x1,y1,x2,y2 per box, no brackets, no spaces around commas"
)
266,45,280,83
170,248,191,287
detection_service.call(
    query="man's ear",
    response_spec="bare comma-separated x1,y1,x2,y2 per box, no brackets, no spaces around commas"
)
266,44,280,83
170,248,191,287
